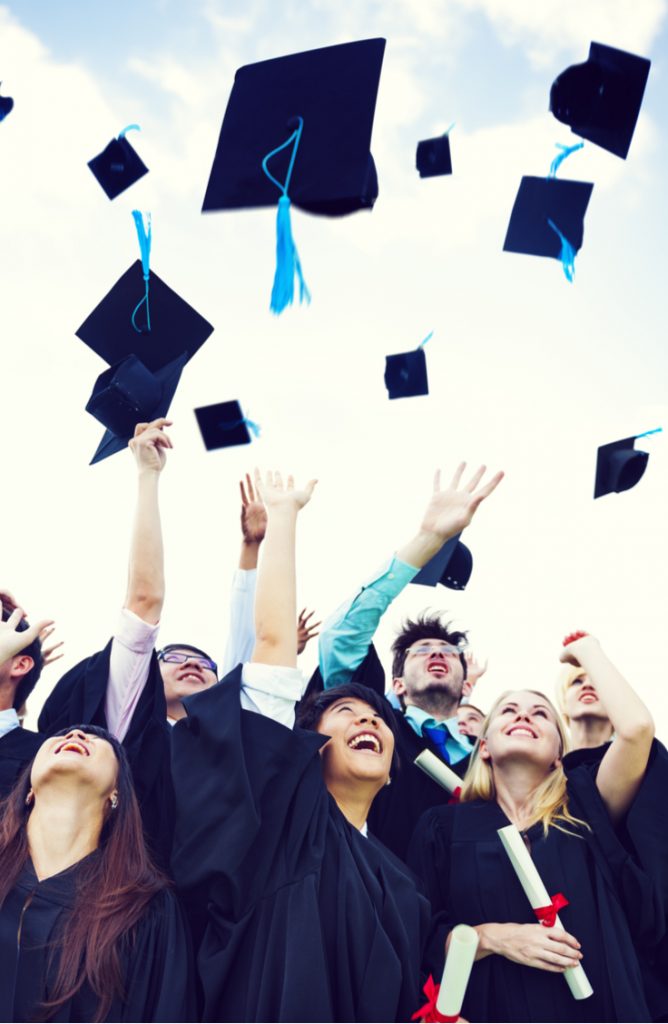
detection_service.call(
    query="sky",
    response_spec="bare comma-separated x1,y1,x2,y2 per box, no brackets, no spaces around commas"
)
1,0,667,733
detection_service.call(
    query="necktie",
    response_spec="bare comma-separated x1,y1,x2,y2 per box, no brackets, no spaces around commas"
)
422,724,451,764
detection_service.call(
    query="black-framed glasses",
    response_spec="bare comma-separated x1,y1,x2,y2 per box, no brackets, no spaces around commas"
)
157,651,218,674
405,642,467,658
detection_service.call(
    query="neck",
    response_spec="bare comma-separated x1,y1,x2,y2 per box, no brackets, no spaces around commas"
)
27,788,105,881
569,716,614,751
0,680,16,713
327,780,379,831
407,693,458,721
166,699,187,721
492,761,549,831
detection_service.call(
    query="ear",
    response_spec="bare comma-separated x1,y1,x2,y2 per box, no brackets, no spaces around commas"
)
392,676,406,697
461,677,473,699
10,654,34,680
478,736,491,762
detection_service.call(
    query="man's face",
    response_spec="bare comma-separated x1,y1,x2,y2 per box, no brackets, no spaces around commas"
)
457,705,485,739
393,637,465,709
158,647,218,705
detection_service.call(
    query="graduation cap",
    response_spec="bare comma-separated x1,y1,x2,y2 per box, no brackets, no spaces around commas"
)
593,428,661,498
202,38,385,217
194,400,260,450
416,125,454,178
385,331,432,399
503,175,593,280
0,84,14,121
412,535,473,590
85,352,187,464
88,124,149,199
76,260,214,372
550,42,651,160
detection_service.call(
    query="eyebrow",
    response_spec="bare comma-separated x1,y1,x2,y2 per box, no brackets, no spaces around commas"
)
501,701,552,713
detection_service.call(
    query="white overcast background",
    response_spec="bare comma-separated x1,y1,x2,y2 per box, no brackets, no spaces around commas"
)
1,0,667,732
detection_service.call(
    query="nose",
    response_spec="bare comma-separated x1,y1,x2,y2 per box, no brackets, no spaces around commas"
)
65,728,88,741
356,713,378,726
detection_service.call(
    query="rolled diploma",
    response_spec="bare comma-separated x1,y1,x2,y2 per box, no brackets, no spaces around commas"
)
414,750,462,794
497,824,593,1001
436,924,479,1018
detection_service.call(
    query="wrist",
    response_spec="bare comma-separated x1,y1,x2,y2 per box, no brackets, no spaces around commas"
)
137,467,161,483
475,922,502,957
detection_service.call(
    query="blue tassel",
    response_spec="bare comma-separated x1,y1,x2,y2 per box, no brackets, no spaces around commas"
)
547,218,576,282
636,427,663,439
270,196,310,314
131,210,152,332
418,330,434,348
548,141,584,179
221,416,261,439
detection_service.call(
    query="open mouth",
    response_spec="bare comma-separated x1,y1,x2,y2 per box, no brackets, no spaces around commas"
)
54,740,90,757
427,662,448,675
179,672,205,684
506,725,537,739
579,693,598,704
347,732,383,754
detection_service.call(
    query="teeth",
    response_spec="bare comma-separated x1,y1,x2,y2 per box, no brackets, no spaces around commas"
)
508,728,534,738
348,733,381,753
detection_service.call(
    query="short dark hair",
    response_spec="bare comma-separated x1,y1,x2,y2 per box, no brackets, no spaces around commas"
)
1,604,43,712
296,682,401,775
391,612,468,680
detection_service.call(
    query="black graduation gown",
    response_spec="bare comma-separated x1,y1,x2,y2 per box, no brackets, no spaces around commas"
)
0,856,194,1022
38,641,174,868
171,666,431,1023
306,645,472,863
409,767,658,1023
0,726,42,799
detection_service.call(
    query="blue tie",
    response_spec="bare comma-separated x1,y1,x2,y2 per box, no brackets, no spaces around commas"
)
422,724,451,764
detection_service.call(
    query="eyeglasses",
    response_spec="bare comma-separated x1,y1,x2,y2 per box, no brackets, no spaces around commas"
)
157,651,218,674
405,642,467,658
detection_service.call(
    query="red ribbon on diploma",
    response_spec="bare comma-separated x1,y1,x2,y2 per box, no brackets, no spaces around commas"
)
534,892,570,928
448,787,462,805
411,976,459,1022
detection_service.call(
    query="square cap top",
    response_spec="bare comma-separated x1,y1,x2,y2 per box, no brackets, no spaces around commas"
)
88,135,149,199
412,536,473,590
202,38,386,217
195,400,254,450
550,42,651,160
0,91,14,121
416,134,452,177
76,261,214,372
594,434,650,498
503,176,593,260
385,347,429,400
86,352,186,464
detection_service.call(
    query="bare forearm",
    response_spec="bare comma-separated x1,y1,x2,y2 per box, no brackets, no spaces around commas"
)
252,507,297,666
239,540,260,570
125,471,164,623
396,528,449,569
577,643,654,741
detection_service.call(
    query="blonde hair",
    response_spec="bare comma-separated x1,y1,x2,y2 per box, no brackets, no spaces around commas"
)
460,689,589,837
554,665,586,722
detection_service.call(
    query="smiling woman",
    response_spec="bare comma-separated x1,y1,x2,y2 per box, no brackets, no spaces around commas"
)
0,724,194,1023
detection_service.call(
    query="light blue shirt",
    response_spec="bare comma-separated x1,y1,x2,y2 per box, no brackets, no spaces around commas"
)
318,555,418,689
403,704,473,765
0,707,20,740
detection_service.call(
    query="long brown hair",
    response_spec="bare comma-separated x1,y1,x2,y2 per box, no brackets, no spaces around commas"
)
0,725,167,1022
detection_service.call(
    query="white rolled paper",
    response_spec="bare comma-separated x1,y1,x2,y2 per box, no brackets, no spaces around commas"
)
414,750,463,794
497,824,593,1001
436,924,479,1019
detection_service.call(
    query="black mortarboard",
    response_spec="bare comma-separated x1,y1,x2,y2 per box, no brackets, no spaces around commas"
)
88,126,149,199
385,345,429,400
194,401,259,450
594,434,653,498
0,86,14,122
550,42,651,160
76,261,214,372
202,38,385,217
412,535,473,590
416,133,452,177
86,352,186,464
503,176,593,266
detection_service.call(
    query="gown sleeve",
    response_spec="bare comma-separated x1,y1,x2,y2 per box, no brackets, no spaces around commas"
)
408,804,457,979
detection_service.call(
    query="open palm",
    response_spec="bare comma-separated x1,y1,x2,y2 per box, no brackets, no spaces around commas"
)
421,463,504,540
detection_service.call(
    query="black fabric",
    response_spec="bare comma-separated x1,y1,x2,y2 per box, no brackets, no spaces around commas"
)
409,768,659,1022
38,642,174,869
0,726,42,799
0,856,194,1022
171,666,430,1023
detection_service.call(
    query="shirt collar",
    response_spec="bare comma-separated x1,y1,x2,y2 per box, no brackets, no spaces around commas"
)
403,703,473,759
0,707,21,739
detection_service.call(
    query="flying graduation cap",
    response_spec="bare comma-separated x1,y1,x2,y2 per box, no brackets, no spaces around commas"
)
416,125,454,178
88,124,149,199
593,428,662,499
385,331,432,400
550,42,651,160
412,534,473,590
194,400,260,450
0,83,14,121
201,38,386,313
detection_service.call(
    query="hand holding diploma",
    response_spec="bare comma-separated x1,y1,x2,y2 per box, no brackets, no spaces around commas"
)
412,925,478,1022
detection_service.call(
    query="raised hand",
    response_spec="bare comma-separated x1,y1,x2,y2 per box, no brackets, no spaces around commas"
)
560,632,600,667
254,469,317,513
297,608,321,655
0,608,54,666
128,418,173,474
420,463,504,542
40,625,64,668
464,651,488,688
240,473,268,544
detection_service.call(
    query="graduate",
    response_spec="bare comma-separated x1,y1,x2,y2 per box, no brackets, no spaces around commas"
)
410,631,660,1023
0,611,193,1023
171,469,430,1023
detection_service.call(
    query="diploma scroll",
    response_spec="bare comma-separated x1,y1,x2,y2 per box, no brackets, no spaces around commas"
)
497,825,593,1001
414,750,463,796
437,924,479,1019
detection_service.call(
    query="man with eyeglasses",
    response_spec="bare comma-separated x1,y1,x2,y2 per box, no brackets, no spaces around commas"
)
317,462,503,861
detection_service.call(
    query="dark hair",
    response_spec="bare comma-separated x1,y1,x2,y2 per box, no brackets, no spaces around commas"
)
1,603,44,711
297,682,401,775
0,724,167,1022
391,612,468,680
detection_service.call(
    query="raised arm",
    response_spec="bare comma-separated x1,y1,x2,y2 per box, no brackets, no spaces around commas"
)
319,462,503,689
560,633,654,823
